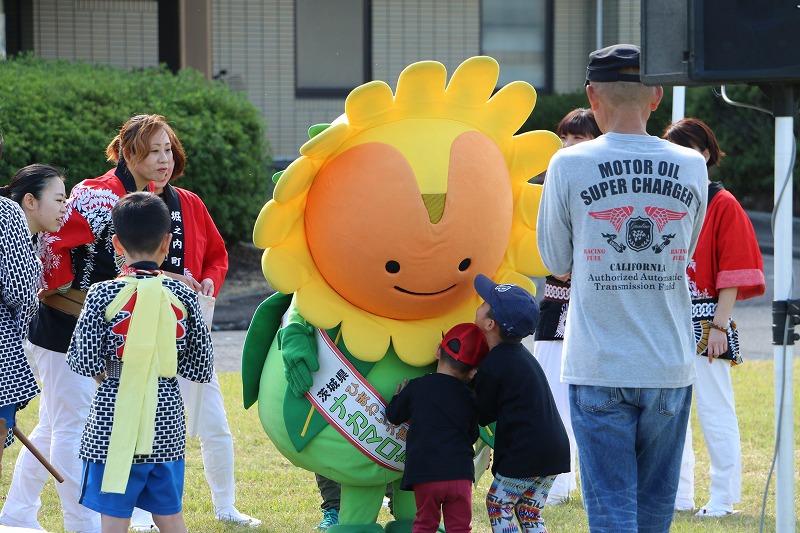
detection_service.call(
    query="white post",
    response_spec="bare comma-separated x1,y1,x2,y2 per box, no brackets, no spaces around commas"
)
773,114,795,533
671,86,686,123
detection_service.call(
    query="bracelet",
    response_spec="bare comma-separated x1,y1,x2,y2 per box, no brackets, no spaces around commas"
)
708,321,729,333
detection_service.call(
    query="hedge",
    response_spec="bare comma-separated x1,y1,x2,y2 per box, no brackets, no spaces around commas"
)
521,85,797,212
0,55,270,242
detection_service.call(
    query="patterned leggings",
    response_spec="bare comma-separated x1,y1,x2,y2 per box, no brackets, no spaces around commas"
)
486,473,555,533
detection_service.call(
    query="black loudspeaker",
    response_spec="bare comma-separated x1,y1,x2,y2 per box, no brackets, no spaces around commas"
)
641,0,690,85
641,0,800,86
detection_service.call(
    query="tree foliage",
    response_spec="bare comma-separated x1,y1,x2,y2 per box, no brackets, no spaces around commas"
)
0,55,271,241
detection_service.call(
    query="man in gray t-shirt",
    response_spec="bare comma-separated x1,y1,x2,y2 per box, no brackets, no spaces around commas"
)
537,44,707,533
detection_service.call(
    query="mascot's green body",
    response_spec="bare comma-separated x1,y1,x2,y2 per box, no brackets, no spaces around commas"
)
245,296,429,531
243,56,559,532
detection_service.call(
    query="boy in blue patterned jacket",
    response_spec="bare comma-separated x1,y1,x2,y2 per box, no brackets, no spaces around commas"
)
67,192,213,533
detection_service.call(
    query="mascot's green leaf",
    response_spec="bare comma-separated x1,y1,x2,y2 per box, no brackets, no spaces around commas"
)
308,123,332,139
242,292,292,408
479,422,496,448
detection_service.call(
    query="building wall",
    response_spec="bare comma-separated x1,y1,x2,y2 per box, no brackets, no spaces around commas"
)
211,0,482,161
552,0,641,94
603,0,640,48
32,0,158,69
23,0,640,162
553,0,595,94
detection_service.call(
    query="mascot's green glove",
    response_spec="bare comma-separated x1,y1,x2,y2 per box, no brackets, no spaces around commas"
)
278,321,319,397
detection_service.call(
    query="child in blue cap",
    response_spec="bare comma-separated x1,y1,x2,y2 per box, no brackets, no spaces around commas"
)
473,274,570,533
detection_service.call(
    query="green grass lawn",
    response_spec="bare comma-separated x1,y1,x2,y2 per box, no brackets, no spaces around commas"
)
2,359,798,532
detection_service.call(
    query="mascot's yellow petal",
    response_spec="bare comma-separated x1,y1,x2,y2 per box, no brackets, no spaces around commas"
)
344,81,395,128
517,183,543,229
262,247,310,295
295,282,348,331
394,61,448,117
253,200,299,249
389,321,443,368
498,271,537,296
445,56,499,106
510,230,550,278
273,157,317,204
508,130,562,184
300,122,351,161
485,81,537,140
339,313,391,362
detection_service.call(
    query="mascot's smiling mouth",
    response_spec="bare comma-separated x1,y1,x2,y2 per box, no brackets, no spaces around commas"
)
394,285,456,296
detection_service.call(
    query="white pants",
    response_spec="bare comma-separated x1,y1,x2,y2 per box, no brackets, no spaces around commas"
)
676,358,742,506
178,372,236,510
531,340,577,498
0,343,100,532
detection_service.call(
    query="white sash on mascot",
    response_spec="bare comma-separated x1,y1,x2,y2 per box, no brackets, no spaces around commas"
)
305,327,409,472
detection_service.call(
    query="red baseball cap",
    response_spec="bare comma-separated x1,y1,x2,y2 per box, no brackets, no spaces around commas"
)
441,323,490,367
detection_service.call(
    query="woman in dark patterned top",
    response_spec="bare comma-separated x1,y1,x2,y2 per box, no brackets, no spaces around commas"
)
0,164,66,479
0,115,180,533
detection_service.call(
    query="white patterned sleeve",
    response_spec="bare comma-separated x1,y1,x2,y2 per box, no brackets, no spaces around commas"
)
177,289,214,384
66,285,108,378
0,199,41,334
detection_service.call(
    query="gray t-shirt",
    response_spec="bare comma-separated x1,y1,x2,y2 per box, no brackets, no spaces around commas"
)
537,132,708,388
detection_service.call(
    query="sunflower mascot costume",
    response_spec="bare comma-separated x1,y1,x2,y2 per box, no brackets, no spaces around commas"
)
242,56,559,532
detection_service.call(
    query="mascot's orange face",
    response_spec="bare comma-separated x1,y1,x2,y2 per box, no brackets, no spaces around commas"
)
305,130,512,320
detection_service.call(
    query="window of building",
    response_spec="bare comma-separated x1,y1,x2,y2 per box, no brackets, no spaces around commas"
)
481,0,552,92
295,0,371,98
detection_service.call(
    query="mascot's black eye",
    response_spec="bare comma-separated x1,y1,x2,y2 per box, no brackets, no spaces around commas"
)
385,260,401,274
458,258,471,271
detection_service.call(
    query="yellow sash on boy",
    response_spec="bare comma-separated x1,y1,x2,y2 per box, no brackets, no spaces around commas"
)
101,274,185,494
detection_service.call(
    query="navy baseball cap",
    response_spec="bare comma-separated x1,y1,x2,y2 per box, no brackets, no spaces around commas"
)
474,274,539,339
586,44,641,85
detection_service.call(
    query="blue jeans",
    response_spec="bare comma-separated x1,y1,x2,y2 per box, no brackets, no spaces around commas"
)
569,385,692,533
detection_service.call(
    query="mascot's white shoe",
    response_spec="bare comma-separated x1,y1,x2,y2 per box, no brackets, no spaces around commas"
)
214,507,262,527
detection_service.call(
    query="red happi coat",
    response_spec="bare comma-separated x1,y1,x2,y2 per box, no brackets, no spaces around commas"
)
40,168,141,292
162,186,228,297
687,184,765,301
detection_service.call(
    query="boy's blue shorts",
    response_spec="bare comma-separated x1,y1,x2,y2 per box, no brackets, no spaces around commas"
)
79,459,185,518
0,403,17,428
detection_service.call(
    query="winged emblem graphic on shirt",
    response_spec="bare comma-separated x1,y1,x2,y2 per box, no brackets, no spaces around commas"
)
589,205,686,253
589,206,634,231
644,206,687,232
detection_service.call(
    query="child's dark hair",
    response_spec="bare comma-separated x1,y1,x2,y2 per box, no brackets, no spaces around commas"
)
486,307,524,344
0,164,65,205
112,192,171,256
662,117,725,169
439,340,474,374
556,108,602,139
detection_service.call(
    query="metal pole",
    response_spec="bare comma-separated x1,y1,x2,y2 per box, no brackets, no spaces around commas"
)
596,0,603,50
772,86,795,533
671,86,686,123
